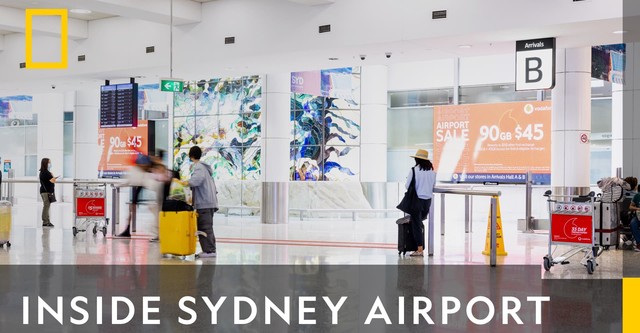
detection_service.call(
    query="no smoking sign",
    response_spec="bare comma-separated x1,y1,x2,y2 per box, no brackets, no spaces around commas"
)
580,133,590,144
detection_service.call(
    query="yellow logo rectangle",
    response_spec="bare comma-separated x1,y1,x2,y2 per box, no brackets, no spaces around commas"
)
624,278,640,333
25,8,68,69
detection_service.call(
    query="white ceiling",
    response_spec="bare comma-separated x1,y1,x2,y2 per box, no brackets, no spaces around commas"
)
0,0,115,20
0,0,628,92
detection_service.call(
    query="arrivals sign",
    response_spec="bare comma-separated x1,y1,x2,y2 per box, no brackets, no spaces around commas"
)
515,37,556,91
433,101,552,184
98,120,153,178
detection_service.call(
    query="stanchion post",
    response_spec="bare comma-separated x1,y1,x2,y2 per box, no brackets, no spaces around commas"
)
111,185,118,236
464,195,470,233
525,171,533,233
131,203,137,233
428,197,435,256
490,196,498,267
440,193,445,236
470,197,474,233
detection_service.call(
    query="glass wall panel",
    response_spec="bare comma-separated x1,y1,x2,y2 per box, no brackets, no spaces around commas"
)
459,84,538,104
63,123,74,178
0,127,27,176
389,89,453,108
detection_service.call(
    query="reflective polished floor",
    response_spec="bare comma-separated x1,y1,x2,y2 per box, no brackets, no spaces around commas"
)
0,199,626,279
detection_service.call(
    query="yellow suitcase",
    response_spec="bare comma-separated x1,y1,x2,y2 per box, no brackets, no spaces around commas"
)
0,200,11,247
159,211,197,256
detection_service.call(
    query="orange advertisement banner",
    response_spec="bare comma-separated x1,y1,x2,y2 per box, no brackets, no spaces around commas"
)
433,101,551,184
98,120,149,178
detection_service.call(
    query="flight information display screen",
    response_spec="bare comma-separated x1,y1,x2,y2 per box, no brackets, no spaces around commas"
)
100,83,138,128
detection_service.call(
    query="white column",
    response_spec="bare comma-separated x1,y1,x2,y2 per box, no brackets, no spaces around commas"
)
261,73,291,224
73,89,100,180
611,82,624,177
360,65,388,208
618,42,640,179
34,93,64,200
551,47,592,195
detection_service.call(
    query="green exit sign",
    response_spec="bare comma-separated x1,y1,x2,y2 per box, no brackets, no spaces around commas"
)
160,79,184,92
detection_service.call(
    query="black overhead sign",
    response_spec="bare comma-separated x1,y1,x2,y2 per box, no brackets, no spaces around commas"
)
100,83,138,128
515,37,556,91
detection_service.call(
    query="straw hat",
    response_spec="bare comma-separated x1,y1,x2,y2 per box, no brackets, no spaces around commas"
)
410,149,429,161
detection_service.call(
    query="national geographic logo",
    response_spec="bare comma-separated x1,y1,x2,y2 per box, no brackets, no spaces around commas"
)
24,8,68,69
624,278,640,333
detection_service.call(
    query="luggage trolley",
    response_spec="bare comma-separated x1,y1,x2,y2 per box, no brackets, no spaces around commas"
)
74,182,109,237
543,191,602,275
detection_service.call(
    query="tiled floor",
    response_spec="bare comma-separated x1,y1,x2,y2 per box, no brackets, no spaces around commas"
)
0,199,625,279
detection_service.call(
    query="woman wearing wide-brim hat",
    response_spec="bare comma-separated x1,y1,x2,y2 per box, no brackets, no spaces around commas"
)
405,149,436,256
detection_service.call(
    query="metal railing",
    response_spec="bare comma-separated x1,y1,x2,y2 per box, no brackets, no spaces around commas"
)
5,178,502,266
431,187,502,267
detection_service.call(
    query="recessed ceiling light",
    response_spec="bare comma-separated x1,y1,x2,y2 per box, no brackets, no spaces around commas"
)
613,30,627,34
458,45,472,49
70,9,92,14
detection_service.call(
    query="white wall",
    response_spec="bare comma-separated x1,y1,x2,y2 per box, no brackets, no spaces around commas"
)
388,59,455,91
459,54,515,86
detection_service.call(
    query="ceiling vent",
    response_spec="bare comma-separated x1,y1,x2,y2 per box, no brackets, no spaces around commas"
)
319,25,331,33
225,37,236,45
432,10,447,19
78,55,86,62
146,46,155,53
19,62,26,69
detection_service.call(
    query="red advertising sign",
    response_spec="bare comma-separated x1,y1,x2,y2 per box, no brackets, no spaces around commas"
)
98,120,150,178
550,214,593,245
76,198,106,217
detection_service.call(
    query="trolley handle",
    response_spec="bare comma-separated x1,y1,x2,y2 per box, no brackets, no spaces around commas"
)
544,190,596,202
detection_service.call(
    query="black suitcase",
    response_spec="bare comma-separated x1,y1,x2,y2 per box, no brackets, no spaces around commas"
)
398,221,418,255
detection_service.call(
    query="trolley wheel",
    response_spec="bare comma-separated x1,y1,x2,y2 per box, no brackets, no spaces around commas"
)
586,260,595,275
543,256,552,271
72,227,78,237
603,245,610,251
6,242,10,248
0,243,3,248
102,227,107,237
92,225,97,235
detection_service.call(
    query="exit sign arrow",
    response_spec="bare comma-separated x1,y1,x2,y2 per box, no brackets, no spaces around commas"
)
160,78,184,92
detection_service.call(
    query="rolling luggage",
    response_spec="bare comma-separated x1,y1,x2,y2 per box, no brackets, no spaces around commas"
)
0,200,11,248
159,210,197,256
593,202,619,248
397,216,418,255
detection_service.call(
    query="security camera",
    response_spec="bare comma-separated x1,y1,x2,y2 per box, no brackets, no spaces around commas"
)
359,55,366,61
51,85,56,89
385,52,392,59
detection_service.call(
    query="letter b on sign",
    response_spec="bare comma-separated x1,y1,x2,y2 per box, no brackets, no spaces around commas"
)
516,38,555,91
525,57,542,83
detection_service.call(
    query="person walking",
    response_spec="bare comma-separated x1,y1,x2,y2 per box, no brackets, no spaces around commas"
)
405,149,436,256
38,158,58,228
182,146,219,258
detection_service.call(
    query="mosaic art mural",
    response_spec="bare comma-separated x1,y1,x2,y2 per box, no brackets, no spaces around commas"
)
289,67,361,181
173,76,262,180
0,95,35,127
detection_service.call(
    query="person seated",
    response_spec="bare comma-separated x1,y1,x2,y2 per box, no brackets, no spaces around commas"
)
628,184,640,251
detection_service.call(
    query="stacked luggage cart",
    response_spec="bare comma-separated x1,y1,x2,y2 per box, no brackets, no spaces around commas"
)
73,182,109,237
543,191,601,274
